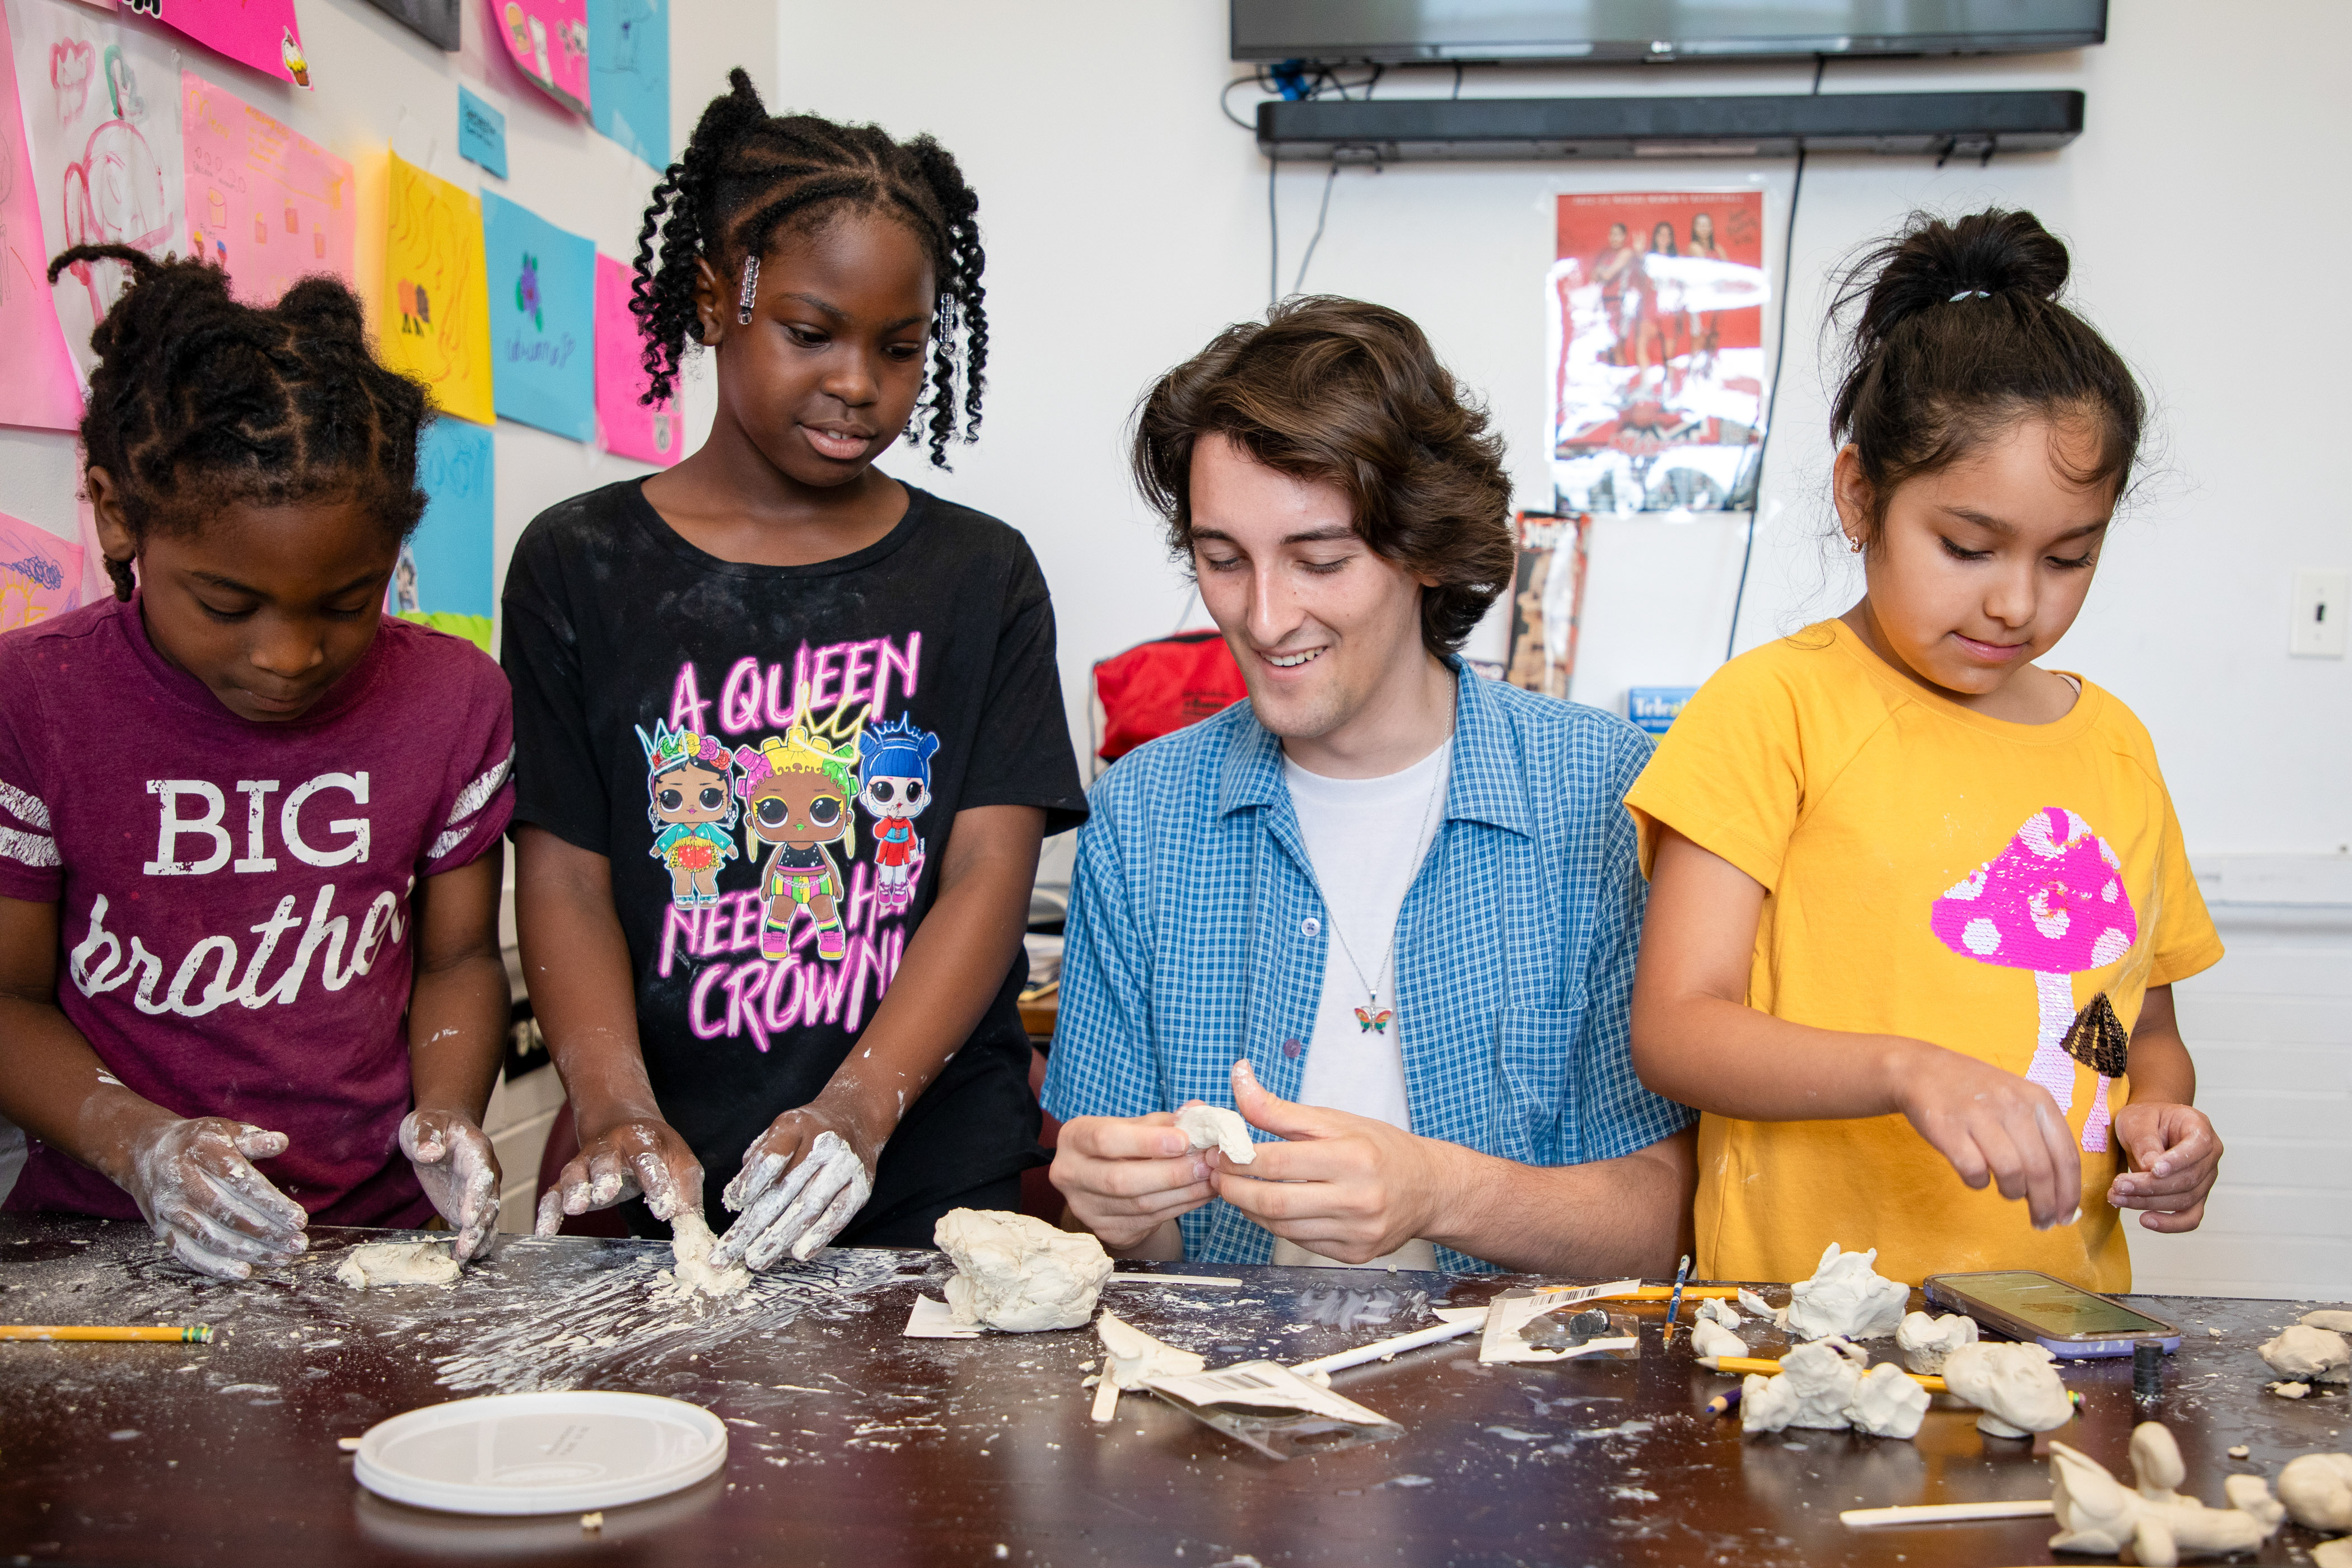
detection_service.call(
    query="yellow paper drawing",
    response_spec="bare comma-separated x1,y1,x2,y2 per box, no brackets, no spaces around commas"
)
379,153,493,426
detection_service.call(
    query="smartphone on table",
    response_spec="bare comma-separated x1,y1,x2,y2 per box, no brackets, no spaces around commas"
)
1923,1270,2183,1360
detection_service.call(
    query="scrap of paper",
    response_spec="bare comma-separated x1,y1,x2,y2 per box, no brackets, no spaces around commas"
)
379,153,493,426
1479,1278,1642,1364
390,418,494,654
902,1296,980,1339
458,85,507,179
0,3,81,431
146,0,309,88
9,0,186,382
586,0,665,166
493,0,589,116
482,192,593,442
180,72,354,304
0,511,83,631
592,252,678,465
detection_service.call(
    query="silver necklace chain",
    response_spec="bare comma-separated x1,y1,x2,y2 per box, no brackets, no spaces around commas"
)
1320,743,1449,1015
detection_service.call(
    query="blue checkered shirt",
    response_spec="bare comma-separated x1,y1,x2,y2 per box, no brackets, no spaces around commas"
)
1040,664,1693,1272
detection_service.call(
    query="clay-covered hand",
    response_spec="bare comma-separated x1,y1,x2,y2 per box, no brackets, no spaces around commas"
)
1048,1110,1217,1252
711,1105,876,1271
1891,1040,2082,1229
1214,1058,1444,1263
2106,1101,2222,1232
122,1117,310,1282
400,1109,503,1262
534,1115,703,1235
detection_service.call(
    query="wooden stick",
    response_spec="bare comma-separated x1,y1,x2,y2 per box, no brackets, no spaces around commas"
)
0,1324,212,1343
1101,1274,1242,1289
1840,1500,2054,1528
1291,1316,1485,1377
1700,1353,1948,1392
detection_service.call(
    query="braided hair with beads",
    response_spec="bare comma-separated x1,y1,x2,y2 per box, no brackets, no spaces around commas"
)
632,68,987,469
46,245,431,602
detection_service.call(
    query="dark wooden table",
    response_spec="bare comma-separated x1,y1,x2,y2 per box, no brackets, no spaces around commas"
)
1,1214,2342,1566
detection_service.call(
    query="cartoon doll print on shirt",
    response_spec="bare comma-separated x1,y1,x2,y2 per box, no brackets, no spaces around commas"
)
735,718,861,963
638,721,741,907
1929,806,2140,1153
855,715,940,916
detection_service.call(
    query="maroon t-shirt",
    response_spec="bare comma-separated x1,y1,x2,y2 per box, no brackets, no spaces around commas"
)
0,595,513,1225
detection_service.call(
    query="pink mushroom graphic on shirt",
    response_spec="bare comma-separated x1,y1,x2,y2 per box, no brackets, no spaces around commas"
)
1929,808,2138,1153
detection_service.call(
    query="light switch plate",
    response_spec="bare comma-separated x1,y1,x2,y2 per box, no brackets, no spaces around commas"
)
2290,569,2348,657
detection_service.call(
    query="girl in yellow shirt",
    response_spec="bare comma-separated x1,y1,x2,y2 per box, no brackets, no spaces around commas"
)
1625,209,2223,1291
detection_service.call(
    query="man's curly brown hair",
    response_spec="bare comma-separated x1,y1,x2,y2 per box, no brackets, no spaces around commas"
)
1131,296,1515,659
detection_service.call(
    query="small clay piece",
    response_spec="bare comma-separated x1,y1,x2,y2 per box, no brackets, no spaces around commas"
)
1173,1104,1256,1165
1896,1310,1980,1375
1784,1243,1908,1341
2304,1310,2352,1334
1696,1297,1742,1330
1943,1341,2074,1438
2258,1324,2351,1383
1091,1310,1205,1421
336,1437,362,1452
1688,1317,1746,1361
1846,1362,1931,1440
580,1511,603,1532
2047,1421,2282,1567
2272,1382,2312,1399
1735,1287,1773,1319
2316,1541,2352,1568
334,1240,460,1289
936,1209,1113,1332
2276,1452,2352,1533
2225,1445,2250,1460
1740,1339,1861,1435
662,1211,750,1301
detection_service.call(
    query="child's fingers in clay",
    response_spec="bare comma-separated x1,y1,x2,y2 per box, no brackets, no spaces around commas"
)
713,1151,826,1268
722,1150,787,1213
534,1186,566,1236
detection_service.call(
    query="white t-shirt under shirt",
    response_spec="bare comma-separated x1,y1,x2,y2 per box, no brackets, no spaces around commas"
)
1268,739,1450,1271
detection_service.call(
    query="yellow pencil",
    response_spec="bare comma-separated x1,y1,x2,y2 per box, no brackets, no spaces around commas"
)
0,1324,213,1343
1544,1284,1748,1303
1700,1352,1948,1392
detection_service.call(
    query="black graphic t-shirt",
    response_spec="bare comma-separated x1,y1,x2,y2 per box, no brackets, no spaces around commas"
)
502,479,1086,1241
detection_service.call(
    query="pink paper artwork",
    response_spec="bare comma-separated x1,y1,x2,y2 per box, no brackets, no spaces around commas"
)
0,510,86,632
594,253,679,465
9,0,186,383
496,0,591,116
180,72,354,305
1930,807,2140,1154
0,4,82,431
146,0,311,90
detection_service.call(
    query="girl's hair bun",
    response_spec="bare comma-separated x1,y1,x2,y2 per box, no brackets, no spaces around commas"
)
274,276,369,344
1847,209,2070,352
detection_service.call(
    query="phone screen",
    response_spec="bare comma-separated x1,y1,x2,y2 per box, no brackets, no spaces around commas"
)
1945,1271,2173,1338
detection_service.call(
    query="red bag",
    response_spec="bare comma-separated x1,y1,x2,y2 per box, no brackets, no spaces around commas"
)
1092,630,1247,764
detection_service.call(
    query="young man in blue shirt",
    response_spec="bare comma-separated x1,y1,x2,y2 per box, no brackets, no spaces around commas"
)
1041,297,1696,1275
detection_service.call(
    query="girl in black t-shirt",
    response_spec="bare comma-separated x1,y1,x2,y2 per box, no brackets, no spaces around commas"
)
506,72,1084,1271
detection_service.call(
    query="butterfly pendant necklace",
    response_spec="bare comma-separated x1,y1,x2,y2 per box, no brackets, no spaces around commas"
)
1322,746,1448,1037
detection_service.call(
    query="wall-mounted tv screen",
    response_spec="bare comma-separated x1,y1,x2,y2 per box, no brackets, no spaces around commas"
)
1231,2,2106,66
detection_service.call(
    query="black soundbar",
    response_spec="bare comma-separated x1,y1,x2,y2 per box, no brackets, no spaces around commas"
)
1256,90,2084,161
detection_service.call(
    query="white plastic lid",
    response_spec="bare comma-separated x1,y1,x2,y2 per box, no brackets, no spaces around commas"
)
353,1391,728,1515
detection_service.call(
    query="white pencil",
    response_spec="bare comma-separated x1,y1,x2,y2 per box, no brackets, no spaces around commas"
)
1291,1314,1486,1377
1840,1500,2055,1528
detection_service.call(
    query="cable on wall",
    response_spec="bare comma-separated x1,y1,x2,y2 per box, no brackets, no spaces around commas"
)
1292,160,1340,295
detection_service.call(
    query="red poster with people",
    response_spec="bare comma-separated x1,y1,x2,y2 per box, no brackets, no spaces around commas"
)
1547,191,1768,514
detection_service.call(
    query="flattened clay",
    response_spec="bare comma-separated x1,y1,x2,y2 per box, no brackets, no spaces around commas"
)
1942,1340,2073,1438
1173,1105,1256,1165
2277,1452,2352,1533
2047,1422,2281,1567
1896,1310,1980,1375
936,1208,1113,1332
665,1211,749,1300
1688,1317,1746,1360
2304,1310,2352,1333
1784,1243,1908,1341
1739,1338,1860,1434
1735,1287,1774,1318
1845,1361,1930,1440
1696,1297,1742,1329
2273,1382,2312,1399
335,1240,459,1289
2258,1324,2351,1383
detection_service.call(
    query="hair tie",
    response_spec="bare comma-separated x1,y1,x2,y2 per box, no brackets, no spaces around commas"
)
1949,289,1990,302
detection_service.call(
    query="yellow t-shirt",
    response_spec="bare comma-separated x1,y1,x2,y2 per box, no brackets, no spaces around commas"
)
1622,620,2223,1291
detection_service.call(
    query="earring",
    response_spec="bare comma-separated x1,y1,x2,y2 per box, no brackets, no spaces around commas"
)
735,255,759,325
1847,533,1865,554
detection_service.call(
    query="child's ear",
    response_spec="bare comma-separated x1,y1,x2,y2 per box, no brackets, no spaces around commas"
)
1830,444,1875,553
85,466,137,563
691,256,726,347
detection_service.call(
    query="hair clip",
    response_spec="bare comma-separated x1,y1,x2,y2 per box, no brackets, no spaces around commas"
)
1949,288,1990,302
736,255,760,325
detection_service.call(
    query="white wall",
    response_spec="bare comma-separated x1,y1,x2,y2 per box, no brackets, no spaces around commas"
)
0,0,776,641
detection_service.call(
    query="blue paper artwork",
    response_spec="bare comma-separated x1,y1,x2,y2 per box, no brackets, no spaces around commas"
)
479,190,595,442
587,0,668,167
392,418,496,654
458,86,508,179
